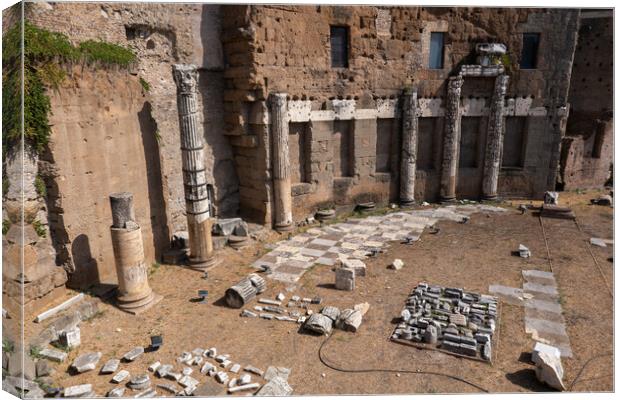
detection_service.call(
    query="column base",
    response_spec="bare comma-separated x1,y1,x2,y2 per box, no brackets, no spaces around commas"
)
117,292,163,315
274,222,294,233
481,194,499,201
400,199,416,208
440,196,457,204
187,253,218,272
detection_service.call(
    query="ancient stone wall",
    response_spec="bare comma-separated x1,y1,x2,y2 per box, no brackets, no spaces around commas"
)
222,6,580,221
26,1,240,234
42,67,163,287
560,12,613,189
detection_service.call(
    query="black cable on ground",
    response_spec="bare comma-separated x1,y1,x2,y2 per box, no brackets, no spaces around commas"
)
568,353,613,390
318,331,490,393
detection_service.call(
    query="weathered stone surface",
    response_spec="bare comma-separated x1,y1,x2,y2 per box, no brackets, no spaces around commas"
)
264,366,291,382
156,383,178,395
241,309,258,318
193,380,226,397
101,359,120,374
335,309,363,332
304,313,333,335
59,327,81,348
213,218,245,236
244,365,264,376
64,384,93,397
256,376,293,396
534,349,565,391
36,359,53,377
390,259,404,270
354,302,370,316
182,367,193,376
518,244,531,258
335,267,355,291
8,349,36,380
111,369,130,383
155,364,173,378
122,346,144,361
424,325,438,344
215,371,229,384
320,306,341,321
71,352,102,373
590,237,607,247
342,258,367,276
230,363,241,373
228,382,261,393
128,374,151,390
239,373,252,385
106,387,126,397
178,375,199,388
147,361,161,373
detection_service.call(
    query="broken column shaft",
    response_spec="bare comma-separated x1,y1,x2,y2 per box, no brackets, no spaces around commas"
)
172,64,216,271
269,93,293,232
400,89,419,206
440,75,464,202
482,74,509,200
109,192,161,314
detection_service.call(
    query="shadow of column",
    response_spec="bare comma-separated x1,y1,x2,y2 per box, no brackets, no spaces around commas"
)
138,101,170,261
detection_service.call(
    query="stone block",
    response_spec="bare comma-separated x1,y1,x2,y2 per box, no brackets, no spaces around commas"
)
106,387,125,397
228,382,260,393
35,359,53,377
230,363,241,373
64,384,92,397
389,259,404,270
335,267,355,291
256,376,293,396
342,258,367,276
71,352,101,373
128,374,151,390
335,309,363,332
111,370,130,383
155,364,173,378
122,346,144,361
354,302,370,316
264,366,291,381
244,365,264,376
534,349,565,391
39,348,67,363
178,375,199,388
8,349,36,380
59,327,81,348
304,313,333,335
147,361,160,373
320,306,341,321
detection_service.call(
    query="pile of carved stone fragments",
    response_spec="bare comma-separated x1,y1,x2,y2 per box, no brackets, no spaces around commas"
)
391,283,497,362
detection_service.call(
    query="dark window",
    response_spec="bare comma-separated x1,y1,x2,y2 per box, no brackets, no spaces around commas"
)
520,33,540,69
591,121,606,158
429,32,444,69
330,26,349,68
502,117,527,168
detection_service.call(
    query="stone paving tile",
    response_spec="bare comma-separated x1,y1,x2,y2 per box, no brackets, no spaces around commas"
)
523,282,558,296
257,204,506,284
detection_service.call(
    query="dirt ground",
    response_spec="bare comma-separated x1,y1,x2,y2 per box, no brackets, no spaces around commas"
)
16,189,614,395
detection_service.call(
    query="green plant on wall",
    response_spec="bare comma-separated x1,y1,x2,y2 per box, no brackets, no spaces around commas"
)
34,174,46,198
32,219,46,238
139,77,151,92
2,21,136,158
2,220,11,235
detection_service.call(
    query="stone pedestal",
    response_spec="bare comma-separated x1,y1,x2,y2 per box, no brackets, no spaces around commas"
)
440,76,464,202
109,192,161,314
482,74,509,200
173,64,216,270
400,90,419,206
269,93,293,232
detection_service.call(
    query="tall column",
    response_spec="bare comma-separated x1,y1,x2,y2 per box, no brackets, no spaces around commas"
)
110,192,162,314
172,64,216,271
482,74,509,200
269,93,293,232
400,89,419,206
440,75,464,202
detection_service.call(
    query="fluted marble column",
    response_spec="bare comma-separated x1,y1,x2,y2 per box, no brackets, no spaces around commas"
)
269,93,293,232
482,74,510,200
172,64,216,270
440,75,464,202
400,89,419,206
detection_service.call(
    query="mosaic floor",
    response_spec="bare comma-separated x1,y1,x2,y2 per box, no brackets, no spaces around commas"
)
253,204,508,284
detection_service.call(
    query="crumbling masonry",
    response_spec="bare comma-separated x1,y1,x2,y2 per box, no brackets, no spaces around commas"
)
2,4,612,310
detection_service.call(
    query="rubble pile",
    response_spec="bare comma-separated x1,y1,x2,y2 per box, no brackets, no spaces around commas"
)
390,282,498,362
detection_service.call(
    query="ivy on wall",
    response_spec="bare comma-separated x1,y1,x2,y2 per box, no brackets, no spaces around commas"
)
2,21,137,156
